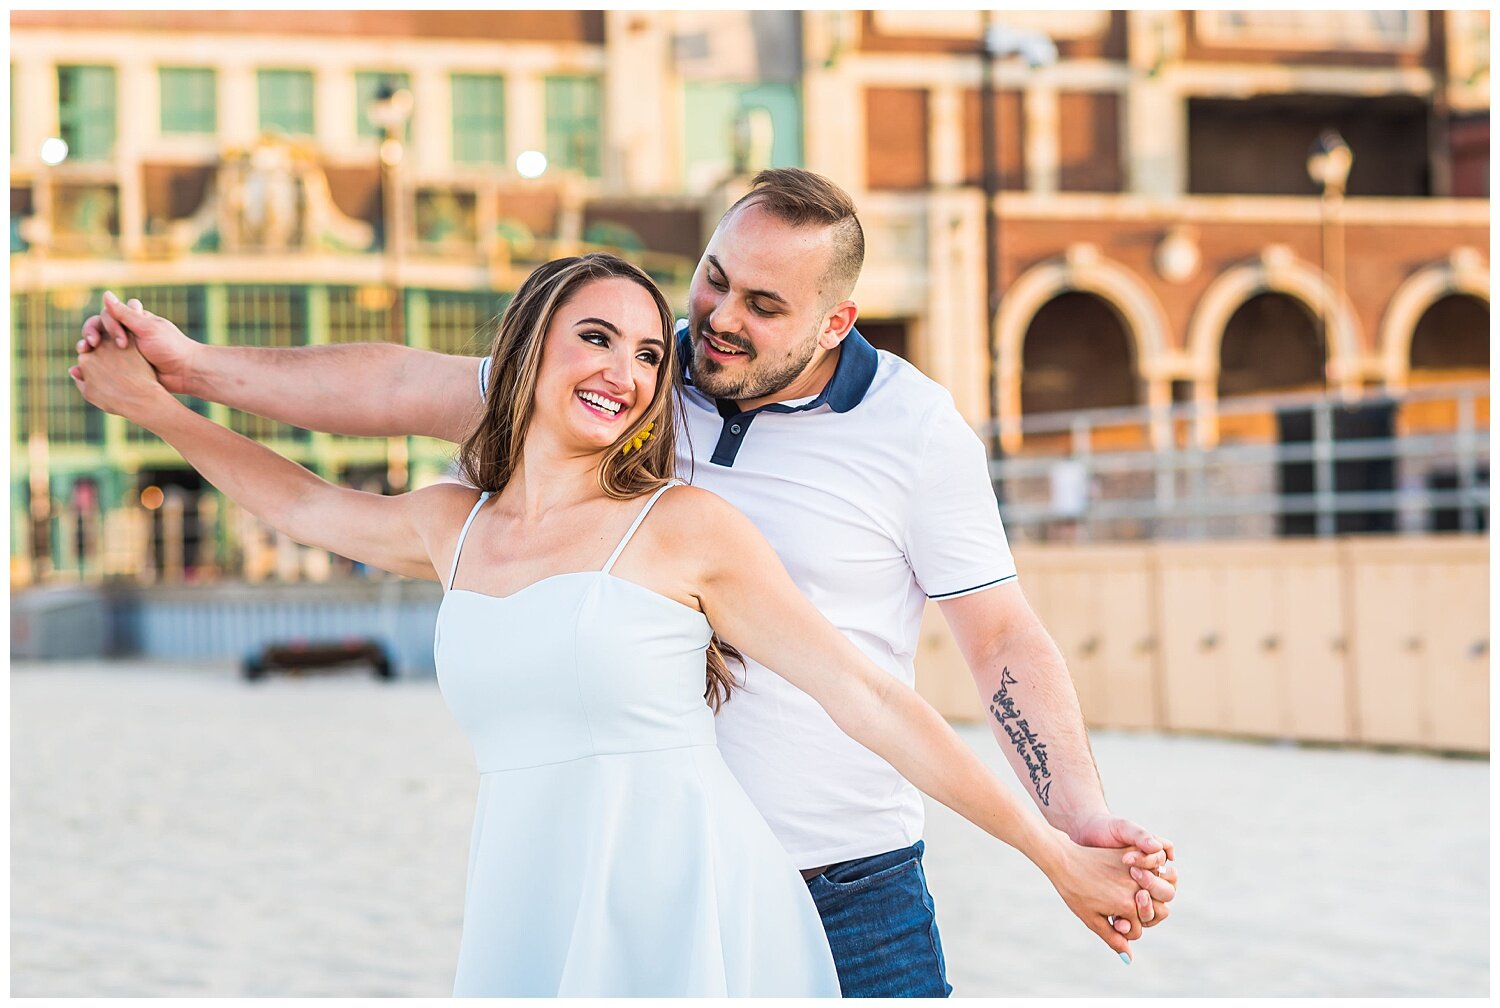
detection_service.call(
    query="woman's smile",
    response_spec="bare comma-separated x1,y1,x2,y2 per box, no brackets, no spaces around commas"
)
577,389,627,420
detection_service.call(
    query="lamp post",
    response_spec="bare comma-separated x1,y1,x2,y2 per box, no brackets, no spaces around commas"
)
367,81,414,491
27,137,69,582
980,17,1056,454
1306,129,1353,396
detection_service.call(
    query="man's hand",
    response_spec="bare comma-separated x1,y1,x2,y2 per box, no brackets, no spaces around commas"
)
1067,813,1177,935
77,291,200,396
70,333,178,426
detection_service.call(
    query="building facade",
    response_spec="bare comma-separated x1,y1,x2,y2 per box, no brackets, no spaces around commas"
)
10,10,1490,581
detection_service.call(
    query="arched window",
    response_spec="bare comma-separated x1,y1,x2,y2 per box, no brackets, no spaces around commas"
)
1217,292,1324,398
1409,294,1489,380
1021,292,1138,416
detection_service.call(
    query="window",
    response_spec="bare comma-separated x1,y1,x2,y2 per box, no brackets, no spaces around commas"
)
159,67,217,135
257,69,314,137
544,75,601,177
682,81,803,190
426,289,503,356
870,10,1109,40
328,285,397,345
863,88,927,191
225,285,309,442
14,290,108,445
452,73,506,165
1195,11,1426,52
57,65,116,161
355,71,412,140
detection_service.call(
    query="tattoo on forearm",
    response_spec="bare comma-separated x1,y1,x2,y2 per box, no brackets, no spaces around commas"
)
990,667,1053,806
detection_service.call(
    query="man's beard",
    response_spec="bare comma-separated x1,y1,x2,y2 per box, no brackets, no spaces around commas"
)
689,321,820,402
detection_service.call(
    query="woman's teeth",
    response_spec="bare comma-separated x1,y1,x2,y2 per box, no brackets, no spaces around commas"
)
579,391,622,415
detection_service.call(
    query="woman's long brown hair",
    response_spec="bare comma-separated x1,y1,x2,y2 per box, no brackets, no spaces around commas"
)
458,252,740,710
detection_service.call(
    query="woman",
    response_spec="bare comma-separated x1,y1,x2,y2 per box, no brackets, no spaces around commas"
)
73,254,1145,996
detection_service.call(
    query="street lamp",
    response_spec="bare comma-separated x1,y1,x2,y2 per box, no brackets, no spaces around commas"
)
981,16,1056,455
367,81,414,491
40,136,69,166
516,150,548,180
1306,129,1353,394
368,81,414,174
1306,128,1353,198
27,137,69,581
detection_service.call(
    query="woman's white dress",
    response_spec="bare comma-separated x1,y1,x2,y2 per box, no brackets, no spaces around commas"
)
433,483,840,996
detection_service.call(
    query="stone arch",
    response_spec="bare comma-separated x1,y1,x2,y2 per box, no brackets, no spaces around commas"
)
1186,245,1363,393
1380,248,1490,388
995,244,1170,450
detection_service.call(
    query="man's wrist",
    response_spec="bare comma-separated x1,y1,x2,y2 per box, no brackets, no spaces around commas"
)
1046,805,1111,844
170,344,212,399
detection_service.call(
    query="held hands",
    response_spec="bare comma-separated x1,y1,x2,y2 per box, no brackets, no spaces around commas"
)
70,318,177,426
1044,833,1164,963
77,291,200,395
1067,813,1176,938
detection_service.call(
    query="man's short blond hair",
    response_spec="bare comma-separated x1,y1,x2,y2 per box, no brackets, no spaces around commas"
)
722,168,865,304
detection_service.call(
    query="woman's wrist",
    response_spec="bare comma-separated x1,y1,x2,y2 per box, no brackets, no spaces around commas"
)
1018,819,1073,881
130,388,188,430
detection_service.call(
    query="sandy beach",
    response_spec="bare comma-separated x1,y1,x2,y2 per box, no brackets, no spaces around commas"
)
10,660,1488,997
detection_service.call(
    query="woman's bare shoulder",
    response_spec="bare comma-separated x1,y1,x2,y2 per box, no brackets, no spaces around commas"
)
650,483,762,548
399,482,488,574
410,479,485,507
654,483,738,519
404,480,487,529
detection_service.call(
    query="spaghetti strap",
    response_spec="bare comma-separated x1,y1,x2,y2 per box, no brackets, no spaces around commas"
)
448,491,493,591
600,481,683,574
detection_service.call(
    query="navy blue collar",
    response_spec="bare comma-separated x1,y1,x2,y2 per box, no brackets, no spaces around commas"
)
674,321,879,417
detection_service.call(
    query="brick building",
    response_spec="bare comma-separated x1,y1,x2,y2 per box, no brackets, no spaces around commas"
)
9,10,1490,576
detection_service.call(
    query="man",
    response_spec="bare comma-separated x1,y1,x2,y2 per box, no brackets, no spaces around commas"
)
80,169,1176,996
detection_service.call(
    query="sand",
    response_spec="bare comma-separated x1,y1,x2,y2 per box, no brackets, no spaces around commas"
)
10,661,1488,997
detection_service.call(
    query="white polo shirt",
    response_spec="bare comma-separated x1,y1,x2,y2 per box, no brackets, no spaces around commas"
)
479,326,1016,867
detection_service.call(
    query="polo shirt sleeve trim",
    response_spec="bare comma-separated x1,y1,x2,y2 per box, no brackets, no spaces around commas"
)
927,573,1019,600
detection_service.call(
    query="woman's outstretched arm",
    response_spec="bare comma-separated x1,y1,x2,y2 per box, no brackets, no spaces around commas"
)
72,336,450,581
666,486,1148,961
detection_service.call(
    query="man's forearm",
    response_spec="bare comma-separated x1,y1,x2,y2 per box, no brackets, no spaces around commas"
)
186,343,483,442
973,622,1110,835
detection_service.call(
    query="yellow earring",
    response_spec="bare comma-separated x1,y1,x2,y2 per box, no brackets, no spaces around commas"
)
622,421,654,456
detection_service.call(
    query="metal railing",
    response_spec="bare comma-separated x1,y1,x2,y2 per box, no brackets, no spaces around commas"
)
13,383,1489,588
983,382,1489,543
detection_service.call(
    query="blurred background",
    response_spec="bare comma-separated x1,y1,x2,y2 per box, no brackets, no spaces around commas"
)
8,9,1491,996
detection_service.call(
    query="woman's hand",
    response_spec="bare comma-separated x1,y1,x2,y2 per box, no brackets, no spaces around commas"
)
1041,832,1146,961
70,333,177,426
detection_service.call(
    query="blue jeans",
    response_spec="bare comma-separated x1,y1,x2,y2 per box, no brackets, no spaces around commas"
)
805,841,952,997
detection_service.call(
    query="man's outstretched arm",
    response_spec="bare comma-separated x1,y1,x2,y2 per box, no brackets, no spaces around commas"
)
939,581,1178,932
78,291,485,443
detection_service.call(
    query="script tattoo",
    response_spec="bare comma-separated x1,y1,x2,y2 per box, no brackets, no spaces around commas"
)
989,667,1053,806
